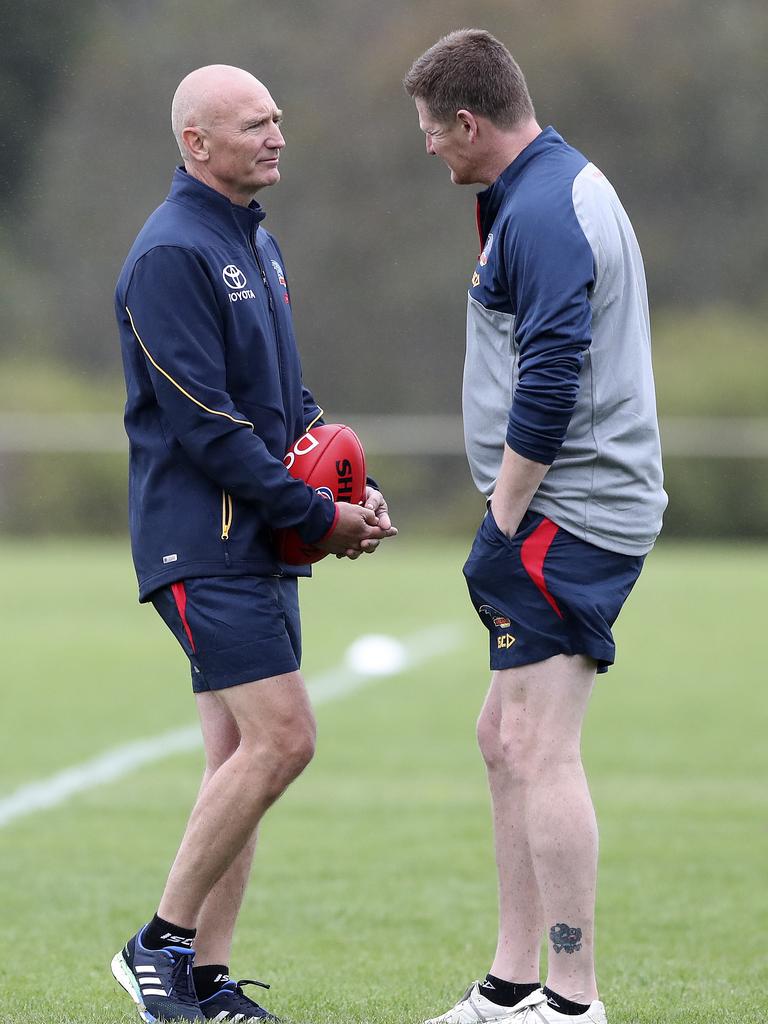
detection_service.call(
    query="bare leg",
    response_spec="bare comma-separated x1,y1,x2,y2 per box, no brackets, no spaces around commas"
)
193,833,259,967
188,692,260,967
157,671,315,930
477,655,598,1003
478,679,543,982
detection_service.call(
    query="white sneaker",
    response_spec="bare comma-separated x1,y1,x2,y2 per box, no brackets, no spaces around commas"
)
424,982,539,1024
504,989,607,1023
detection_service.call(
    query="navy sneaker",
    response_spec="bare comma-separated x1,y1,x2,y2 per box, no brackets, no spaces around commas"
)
111,924,204,1022
198,976,279,1022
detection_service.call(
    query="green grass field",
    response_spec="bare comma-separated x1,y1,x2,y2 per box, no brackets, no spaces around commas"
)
1,539,766,1024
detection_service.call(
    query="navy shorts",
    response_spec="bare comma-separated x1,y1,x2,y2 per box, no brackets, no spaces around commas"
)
463,509,644,673
151,576,301,692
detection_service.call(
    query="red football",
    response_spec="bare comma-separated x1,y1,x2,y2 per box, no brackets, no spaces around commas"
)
274,423,367,566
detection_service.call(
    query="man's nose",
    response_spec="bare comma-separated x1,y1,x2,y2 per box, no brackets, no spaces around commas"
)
270,126,286,150
425,135,434,155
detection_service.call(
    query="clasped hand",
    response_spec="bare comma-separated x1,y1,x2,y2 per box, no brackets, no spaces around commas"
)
318,486,398,560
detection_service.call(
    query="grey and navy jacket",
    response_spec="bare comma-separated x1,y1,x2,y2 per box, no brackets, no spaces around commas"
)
465,127,667,555
115,168,337,601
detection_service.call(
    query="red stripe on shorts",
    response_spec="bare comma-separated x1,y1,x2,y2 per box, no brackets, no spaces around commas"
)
520,518,564,620
170,581,196,653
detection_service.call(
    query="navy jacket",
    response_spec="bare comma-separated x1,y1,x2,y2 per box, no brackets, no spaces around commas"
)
464,128,666,554
115,169,337,601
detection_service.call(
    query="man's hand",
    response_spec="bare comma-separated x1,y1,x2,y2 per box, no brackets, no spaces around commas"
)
490,444,550,538
358,486,395,555
317,493,398,559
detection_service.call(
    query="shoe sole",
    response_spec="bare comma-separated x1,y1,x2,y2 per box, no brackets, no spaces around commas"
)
424,1018,524,1024
111,951,158,1024
424,1010,538,1024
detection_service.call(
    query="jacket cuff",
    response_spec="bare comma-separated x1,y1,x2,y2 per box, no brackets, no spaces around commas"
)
318,503,340,543
296,493,337,544
505,423,557,465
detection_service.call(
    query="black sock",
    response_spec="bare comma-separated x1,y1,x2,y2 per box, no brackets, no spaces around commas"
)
479,974,540,1007
193,964,230,1001
542,987,591,1016
142,913,196,950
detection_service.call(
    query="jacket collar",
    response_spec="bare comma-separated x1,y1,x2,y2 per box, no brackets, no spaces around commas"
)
166,167,267,238
476,126,564,243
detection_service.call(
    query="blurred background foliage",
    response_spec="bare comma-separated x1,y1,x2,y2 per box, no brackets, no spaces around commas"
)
1,0,766,538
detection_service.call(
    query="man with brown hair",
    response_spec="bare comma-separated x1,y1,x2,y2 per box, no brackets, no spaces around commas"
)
404,29,666,1024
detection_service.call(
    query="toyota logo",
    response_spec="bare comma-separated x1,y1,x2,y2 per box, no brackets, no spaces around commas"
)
222,265,247,290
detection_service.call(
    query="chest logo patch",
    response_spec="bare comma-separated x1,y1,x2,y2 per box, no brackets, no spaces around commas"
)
479,231,494,267
222,263,256,303
222,265,248,289
270,259,290,304
271,259,286,286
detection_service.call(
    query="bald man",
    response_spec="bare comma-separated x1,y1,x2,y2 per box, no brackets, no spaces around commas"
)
111,66,396,1024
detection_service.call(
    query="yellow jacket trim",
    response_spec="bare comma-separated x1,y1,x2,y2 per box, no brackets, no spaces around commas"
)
306,406,324,431
125,306,255,430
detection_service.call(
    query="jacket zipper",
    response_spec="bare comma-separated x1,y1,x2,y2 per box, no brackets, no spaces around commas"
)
248,228,284,578
250,228,284,388
221,490,233,566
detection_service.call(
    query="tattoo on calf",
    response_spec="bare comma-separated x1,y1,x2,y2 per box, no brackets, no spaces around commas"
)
549,922,583,954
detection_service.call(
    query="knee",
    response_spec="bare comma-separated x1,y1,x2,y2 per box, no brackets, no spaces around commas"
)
499,730,582,784
258,711,316,793
498,729,537,780
478,705,526,775
477,709,538,781
204,728,241,775
477,707,501,769
279,715,317,778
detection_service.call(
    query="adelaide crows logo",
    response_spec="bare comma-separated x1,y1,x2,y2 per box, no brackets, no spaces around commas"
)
479,232,494,267
271,259,290,304
478,604,511,629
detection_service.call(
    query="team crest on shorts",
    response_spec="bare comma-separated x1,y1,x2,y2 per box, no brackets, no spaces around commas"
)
478,604,511,629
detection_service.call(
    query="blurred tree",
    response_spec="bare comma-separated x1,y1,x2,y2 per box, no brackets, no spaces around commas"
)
0,0,97,213
3,0,767,413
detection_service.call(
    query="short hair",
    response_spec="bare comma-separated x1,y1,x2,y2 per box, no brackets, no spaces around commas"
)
403,29,534,129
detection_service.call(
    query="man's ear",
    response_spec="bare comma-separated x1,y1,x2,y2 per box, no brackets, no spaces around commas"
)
456,109,479,142
182,125,210,163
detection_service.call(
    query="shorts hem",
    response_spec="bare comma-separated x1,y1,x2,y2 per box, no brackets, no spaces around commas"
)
489,642,615,673
192,652,300,692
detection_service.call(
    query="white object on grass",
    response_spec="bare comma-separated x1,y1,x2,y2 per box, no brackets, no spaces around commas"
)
344,633,408,676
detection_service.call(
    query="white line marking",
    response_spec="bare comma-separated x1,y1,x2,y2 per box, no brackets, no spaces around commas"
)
0,625,464,829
